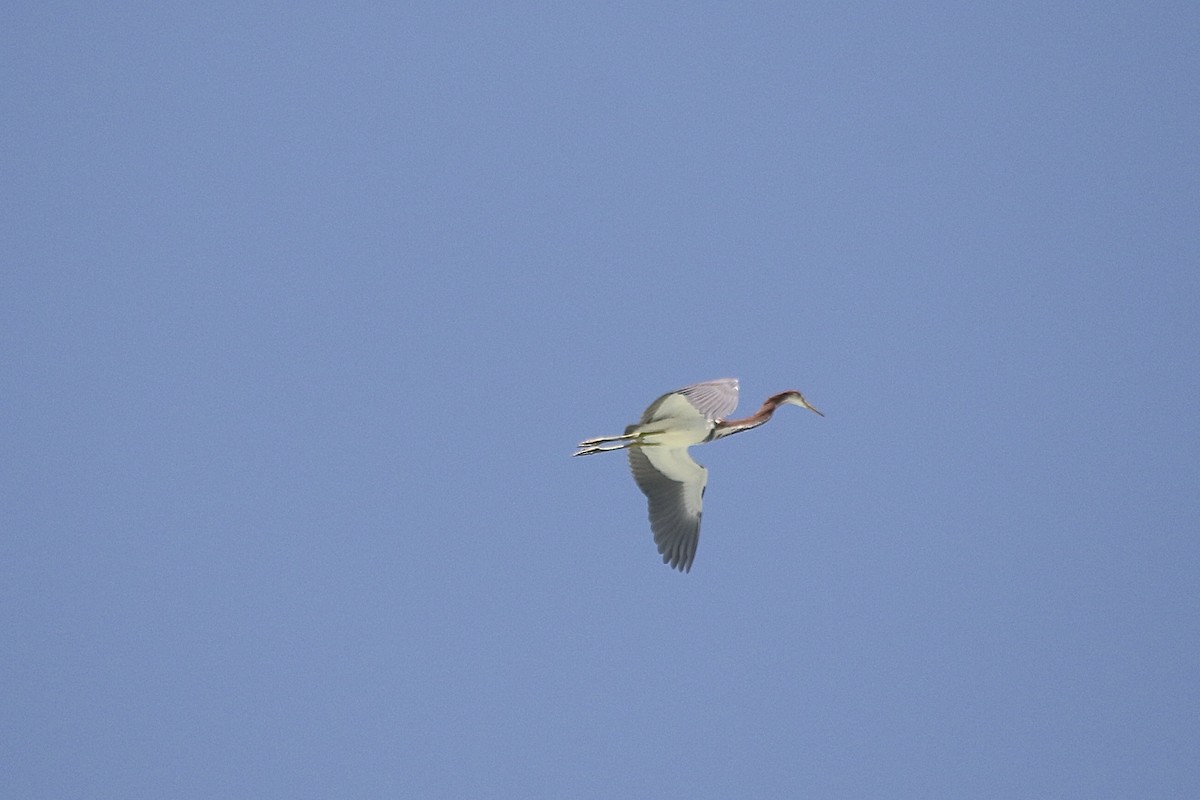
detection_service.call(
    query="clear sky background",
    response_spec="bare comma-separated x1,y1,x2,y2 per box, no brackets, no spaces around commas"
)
4,3,1198,798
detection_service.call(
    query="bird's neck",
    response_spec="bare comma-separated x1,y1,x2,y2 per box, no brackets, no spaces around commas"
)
709,399,780,440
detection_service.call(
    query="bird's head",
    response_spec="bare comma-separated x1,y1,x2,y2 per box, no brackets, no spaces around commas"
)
776,390,824,417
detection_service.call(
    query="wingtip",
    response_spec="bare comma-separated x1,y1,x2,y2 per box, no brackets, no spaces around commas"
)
662,553,694,573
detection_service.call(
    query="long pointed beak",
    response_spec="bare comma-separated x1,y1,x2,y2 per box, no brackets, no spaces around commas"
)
797,394,824,417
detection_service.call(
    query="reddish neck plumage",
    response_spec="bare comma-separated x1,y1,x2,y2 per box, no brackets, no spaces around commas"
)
709,393,792,440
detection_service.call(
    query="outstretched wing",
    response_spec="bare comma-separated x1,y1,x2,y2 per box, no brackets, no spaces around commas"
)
636,378,739,427
628,446,707,573
676,378,739,421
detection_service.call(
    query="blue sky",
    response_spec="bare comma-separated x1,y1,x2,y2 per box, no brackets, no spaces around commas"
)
4,2,1198,797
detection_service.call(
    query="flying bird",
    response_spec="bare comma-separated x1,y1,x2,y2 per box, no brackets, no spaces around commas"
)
573,378,823,572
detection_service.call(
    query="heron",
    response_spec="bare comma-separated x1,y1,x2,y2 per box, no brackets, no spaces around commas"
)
573,378,823,572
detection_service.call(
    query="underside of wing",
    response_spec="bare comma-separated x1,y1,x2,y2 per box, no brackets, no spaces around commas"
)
627,446,707,572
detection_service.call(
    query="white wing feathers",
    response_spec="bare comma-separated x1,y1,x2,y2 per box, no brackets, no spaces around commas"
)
628,447,706,572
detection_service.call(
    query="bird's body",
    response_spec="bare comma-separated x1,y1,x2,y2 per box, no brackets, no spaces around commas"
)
574,378,823,572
